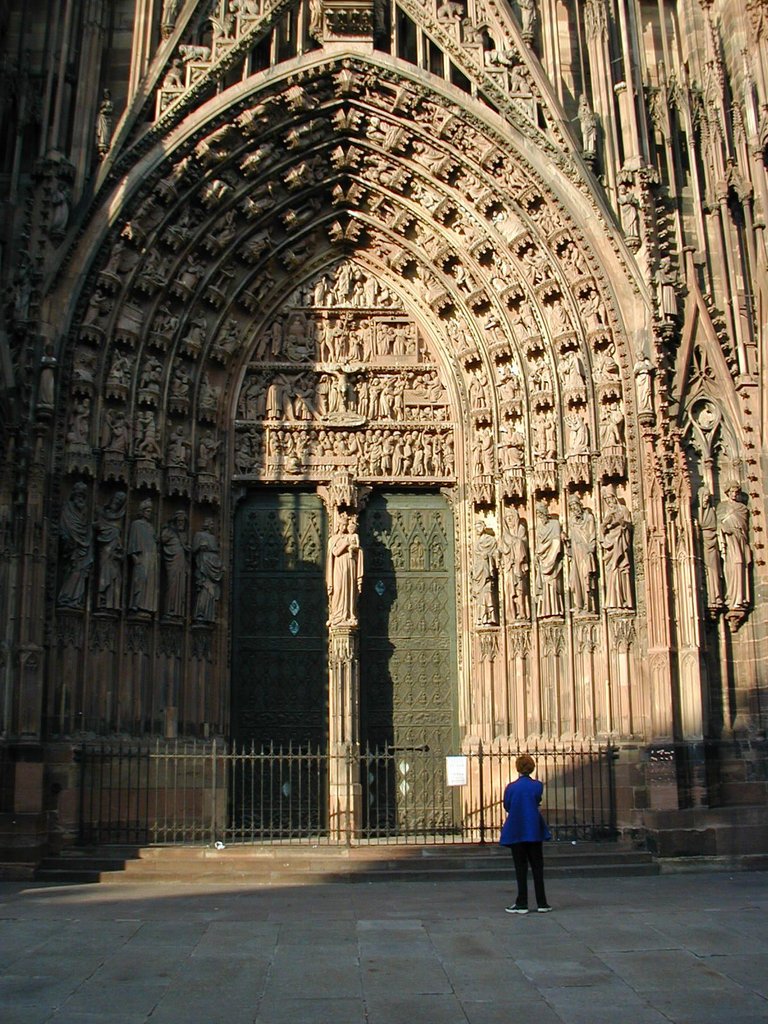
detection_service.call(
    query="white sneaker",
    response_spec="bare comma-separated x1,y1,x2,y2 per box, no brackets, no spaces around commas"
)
505,905,529,914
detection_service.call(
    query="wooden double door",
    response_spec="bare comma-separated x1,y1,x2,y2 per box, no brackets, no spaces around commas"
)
231,489,457,833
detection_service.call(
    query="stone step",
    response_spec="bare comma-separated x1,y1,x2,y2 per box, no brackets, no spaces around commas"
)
35,843,658,885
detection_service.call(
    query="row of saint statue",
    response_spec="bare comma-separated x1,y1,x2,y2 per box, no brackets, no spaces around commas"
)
471,492,633,624
57,486,223,622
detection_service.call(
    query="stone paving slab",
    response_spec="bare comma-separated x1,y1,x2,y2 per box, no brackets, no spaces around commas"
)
0,871,767,1023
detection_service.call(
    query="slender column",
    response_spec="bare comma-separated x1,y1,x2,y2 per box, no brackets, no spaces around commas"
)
583,0,620,194
319,478,368,841
129,0,158,101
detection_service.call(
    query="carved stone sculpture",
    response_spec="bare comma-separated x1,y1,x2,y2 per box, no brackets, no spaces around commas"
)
534,501,564,618
57,482,94,608
161,0,181,38
192,519,224,623
38,344,57,414
128,498,158,614
716,481,752,618
95,491,127,611
160,511,189,619
657,257,679,322
326,512,364,627
567,495,597,613
698,487,724,614
500,507,529,620
95,89,113,157
617,180,640,248
471,521,500,626
634,355,654,416
600,486,633,609
578,93,598,158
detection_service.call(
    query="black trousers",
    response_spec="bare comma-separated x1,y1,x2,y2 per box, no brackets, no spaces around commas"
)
510,841,547,908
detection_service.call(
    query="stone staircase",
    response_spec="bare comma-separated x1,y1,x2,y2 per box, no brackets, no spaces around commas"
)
34,842,658,885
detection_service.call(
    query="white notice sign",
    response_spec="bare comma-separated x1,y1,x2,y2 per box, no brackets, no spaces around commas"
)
445,756,468,787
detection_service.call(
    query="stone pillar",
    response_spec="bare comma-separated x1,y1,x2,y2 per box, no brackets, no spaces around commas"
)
328,628,361,841
318,473,369,840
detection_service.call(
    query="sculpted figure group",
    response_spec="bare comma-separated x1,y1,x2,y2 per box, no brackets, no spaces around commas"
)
468,489,635,626
57,485,224,624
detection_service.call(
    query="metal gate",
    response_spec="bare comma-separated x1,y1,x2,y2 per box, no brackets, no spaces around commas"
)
76,740,616,846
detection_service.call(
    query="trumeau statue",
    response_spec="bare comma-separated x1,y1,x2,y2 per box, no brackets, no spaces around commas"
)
471,520,500,626
326,513,364,627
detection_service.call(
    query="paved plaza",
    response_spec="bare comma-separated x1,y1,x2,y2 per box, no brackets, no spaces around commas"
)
1,869,767,1024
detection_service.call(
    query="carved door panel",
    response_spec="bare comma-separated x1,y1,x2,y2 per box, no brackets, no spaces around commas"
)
359,492,457,834
232,491,328,749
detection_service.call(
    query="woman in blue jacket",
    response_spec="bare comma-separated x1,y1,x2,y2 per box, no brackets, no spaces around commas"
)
499,754,552,914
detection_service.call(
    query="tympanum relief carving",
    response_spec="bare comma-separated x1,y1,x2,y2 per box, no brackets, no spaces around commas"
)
234,262,457,485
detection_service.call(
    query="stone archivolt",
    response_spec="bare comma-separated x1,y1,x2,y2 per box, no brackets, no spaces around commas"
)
43,50,649,742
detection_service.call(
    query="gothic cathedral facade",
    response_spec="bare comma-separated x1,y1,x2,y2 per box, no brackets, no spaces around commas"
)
1,0,767,865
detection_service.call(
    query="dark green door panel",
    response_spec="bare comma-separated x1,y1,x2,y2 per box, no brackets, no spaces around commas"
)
359,492,457,832
232,491,328,749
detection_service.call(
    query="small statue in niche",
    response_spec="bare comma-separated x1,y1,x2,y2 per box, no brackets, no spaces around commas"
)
634,355,654,416
716,481,752,617
135,410,162,462
101,407,131,454
559,349,586,391
166,426,191,468
197,431,221,474
593,343,621,386
564,409,590,455
697,487,724,615
193,518,224,623
657,256,679,322
37,344,57,414
534,501,564,618
160,511,189,619
57,481,94,608
617,179,641,247
66,397,91,449
471,521,500,626
578,93,598,159
127,498,158,614
566,494,597,613
95,490,127,611
95,89,113,157
599,401,625,448
500,507,529,621
600,486,633,609
161,0,181,38
326,512,364,628
48,183,70,240
519,0,536,40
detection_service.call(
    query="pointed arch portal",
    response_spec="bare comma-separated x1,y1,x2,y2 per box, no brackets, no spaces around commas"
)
41,32,679,839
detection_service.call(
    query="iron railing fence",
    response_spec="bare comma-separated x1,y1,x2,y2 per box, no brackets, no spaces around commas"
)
76,739,616,846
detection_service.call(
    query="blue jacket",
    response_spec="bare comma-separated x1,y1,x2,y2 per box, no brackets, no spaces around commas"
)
499,775,552,845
